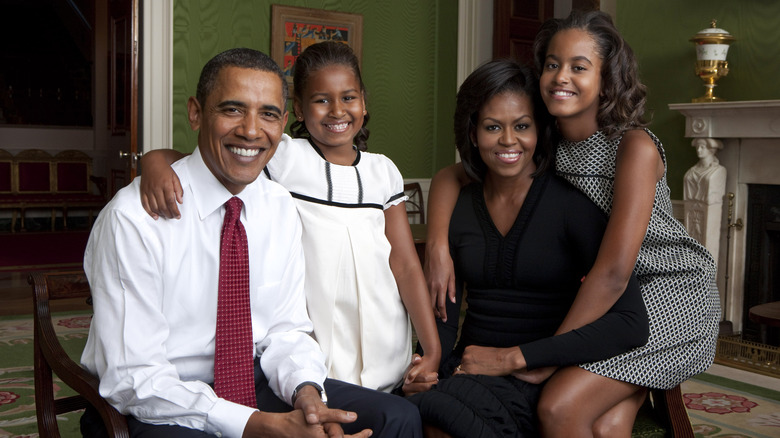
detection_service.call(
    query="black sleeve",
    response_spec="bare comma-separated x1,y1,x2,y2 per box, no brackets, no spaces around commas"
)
520,179,650,369
521,274,649,369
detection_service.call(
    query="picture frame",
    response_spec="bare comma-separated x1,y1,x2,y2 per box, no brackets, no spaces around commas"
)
271,5,363,94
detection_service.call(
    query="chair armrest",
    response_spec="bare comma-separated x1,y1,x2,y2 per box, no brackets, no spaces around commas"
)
34,310,129,437
31,270,129,438
647,386,694,438
664,385,694,438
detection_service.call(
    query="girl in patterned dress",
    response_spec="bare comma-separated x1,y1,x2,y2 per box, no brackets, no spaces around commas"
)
426,10,719,437
139,42,441,396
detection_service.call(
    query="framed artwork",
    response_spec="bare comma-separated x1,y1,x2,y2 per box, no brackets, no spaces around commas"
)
271,5,363,94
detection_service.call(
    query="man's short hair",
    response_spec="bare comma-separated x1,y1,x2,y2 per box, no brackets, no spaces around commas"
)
196,48,288,107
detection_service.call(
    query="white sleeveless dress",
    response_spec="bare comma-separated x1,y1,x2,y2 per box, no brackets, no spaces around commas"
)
265,134,411,392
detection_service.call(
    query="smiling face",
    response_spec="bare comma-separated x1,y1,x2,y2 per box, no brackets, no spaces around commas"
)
188,66,287,194
473,91,538,181
293,64,366,151
539,28,603,134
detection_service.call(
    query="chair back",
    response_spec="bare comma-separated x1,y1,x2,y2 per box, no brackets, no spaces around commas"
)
404,182,425,224
15,149,53,193
0,149,12,193
30,270,129,438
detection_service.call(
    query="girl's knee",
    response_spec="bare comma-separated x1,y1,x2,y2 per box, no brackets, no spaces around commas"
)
592,414,632,438
537,391,577,427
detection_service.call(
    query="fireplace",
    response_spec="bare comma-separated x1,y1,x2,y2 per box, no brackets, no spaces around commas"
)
670,100,780,336
743,184,780,344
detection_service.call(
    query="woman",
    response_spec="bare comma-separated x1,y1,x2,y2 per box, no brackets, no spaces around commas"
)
407,59,649,437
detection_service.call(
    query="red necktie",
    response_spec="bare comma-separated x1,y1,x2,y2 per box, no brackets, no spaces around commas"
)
214,196,256,407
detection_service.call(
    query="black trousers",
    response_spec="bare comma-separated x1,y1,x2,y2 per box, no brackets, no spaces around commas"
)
81,364,421,438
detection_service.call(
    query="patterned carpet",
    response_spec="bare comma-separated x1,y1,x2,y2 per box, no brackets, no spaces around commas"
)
2,313,780,437
0,313,89,437
681,373,780,438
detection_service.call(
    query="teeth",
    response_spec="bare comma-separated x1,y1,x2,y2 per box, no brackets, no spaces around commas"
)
229,147,260,157
498,152,520,158
327,123,349,131
553,90,574,97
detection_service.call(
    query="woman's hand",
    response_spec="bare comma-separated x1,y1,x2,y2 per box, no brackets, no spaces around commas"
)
401,354,439,395
424,244,456,321
456,346,525,376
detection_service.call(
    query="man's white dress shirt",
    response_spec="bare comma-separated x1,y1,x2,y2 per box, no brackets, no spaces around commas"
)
81,148,327,438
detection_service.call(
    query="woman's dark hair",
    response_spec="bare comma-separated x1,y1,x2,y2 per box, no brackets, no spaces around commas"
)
197,48,287,107
533,10,648,137
290,41,370,151
455,59,553,182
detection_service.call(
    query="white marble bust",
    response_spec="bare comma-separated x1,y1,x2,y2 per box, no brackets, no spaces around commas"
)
683,137,726,259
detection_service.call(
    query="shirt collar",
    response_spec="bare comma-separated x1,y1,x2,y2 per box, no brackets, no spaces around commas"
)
184,147,263,221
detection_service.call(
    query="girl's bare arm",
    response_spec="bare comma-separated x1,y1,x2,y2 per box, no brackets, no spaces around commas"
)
139,149,187,219
555,129,664,334
384,203,441,394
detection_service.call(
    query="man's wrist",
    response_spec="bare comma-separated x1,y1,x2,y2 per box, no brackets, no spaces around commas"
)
292,381,327,406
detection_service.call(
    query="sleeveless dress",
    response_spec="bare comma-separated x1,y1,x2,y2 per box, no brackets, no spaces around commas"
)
264,134,412,393
555,129,721,389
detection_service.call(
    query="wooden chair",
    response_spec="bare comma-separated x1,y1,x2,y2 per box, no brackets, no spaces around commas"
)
404,182,425,224
30,270,129,438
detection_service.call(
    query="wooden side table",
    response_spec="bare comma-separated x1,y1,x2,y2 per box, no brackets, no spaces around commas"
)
749,301,780,345
749,302,780,327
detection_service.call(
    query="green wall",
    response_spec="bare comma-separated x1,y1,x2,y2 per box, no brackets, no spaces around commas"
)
616,0,780,198
172,0,457,178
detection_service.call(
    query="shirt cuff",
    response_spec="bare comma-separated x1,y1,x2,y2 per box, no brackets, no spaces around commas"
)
206,399,257,438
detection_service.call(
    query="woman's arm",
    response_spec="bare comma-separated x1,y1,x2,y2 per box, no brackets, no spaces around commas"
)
425,163,470,321
458,266,649,378
139,149,187,219
554,129,663,334
384,203,441,394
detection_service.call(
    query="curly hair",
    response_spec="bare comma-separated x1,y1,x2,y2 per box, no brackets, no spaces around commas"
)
289,41,370,151
533,10,648,137
454,59,554,183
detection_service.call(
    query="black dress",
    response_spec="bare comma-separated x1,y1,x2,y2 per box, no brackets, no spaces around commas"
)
408,173,648,438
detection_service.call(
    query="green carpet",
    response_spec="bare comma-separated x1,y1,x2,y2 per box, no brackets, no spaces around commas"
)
681,373,780,438
3,312,780,438
0,313,90,437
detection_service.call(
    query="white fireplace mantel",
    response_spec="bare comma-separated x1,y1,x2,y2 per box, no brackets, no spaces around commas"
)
669,100,780,332
669,100,780,139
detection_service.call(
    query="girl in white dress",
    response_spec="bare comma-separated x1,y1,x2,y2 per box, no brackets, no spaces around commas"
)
140,42,441,395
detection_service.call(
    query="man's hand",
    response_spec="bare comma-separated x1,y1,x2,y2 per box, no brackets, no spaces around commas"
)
295,385,372,438
242,409,372,438
401,354,439,395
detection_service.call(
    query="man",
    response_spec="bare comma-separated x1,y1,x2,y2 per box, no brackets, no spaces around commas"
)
80,48,421,438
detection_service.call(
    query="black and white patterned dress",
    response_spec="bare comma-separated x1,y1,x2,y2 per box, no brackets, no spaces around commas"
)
556,129,721,389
